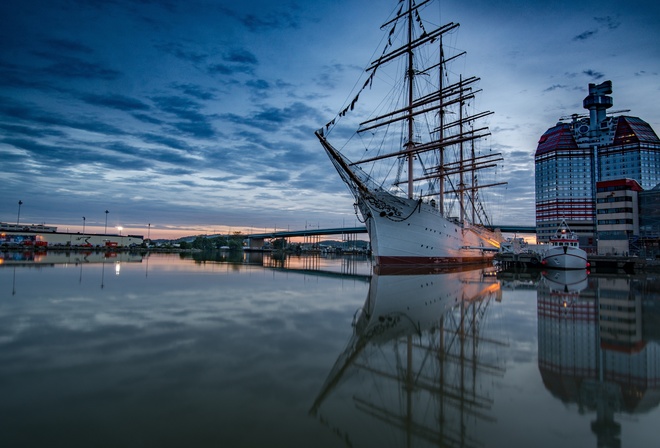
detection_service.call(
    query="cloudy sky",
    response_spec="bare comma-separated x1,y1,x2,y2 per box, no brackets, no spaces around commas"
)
1,0,659,239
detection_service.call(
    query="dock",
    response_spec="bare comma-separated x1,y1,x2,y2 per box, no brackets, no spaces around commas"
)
495,252,542,270
495,252,660,273
587,255,660,273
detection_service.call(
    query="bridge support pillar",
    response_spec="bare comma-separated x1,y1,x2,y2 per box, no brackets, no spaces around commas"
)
247,237,265,250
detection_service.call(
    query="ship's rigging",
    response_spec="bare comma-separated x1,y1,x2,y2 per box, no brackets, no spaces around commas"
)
319,0,505,229
316,0,506,265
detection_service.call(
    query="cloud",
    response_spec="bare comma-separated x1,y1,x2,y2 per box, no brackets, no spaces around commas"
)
170,120,217,138
573,15,621,42
220,102,321,133
147,95,219,138
314,63,356,89
543,84,568,93
47,58,122,80
206,48,260,77
159,166,197,177
132,113,165,125
238,12,301,32
139,133,192,151
256,102,321,125
151,95,205,121
170,82,216,100
260,170,291,183
223,49,258,65
594,15,621,30
573,30,597,41
1,137,146,172
80,93,150,111
205,174,242,184
246,79,270,90
207,63,254,76
155,42,207,64
30,48,121,80
583,69,604,80
0,98,126,136
0,61,45,89
0,123,66,138
44,38,94,54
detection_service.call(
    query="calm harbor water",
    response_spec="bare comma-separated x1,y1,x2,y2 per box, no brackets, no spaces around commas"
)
0,251,658,448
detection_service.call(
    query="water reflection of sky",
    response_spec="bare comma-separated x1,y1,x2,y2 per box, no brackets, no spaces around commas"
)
1,254,370,447
0,254,658,447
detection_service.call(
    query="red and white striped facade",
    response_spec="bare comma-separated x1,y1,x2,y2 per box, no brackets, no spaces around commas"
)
534,81,660,246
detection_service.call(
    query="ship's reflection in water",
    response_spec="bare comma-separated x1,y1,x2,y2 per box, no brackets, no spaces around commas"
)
311,266,505,447
312,266,660,448
538,270,660,448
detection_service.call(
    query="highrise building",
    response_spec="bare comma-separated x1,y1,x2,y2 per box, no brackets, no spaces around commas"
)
534,81,660,246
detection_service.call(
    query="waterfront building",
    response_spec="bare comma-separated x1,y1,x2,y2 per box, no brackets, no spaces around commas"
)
534,81,660,247
0,230,143,248
595,179,642,256
0,222,57,233
639,184,660,256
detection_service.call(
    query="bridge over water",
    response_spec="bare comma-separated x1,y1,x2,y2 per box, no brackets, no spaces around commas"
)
245,225,535,249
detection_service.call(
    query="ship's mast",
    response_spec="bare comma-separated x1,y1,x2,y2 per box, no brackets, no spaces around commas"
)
459,75,465,224
471,138,476,223
349,2,506,222
438,36,445,215
406,0,415,199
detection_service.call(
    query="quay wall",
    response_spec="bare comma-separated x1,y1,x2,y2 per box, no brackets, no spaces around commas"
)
496,251,660,272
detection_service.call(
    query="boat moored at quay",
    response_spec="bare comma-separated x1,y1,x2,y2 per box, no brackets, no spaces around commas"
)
541,220,588,270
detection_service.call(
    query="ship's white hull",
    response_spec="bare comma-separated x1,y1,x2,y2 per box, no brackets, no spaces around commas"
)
541,246,588,270
358,189,499,266
317,133,501,267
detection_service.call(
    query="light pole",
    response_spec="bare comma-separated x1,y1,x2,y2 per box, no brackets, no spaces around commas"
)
104,210,109,234
147,223,151,241
16,200,22,226
82,216,86,234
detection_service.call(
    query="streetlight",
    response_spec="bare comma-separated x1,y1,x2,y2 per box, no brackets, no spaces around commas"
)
147,223,151,241
117,226,123,236
16,200,22,226
104,210,109,234
82,216,86,234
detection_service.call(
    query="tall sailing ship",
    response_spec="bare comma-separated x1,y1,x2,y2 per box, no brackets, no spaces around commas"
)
316,0,506,266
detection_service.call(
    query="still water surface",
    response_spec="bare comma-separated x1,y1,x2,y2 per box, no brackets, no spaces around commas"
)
0,251,658,447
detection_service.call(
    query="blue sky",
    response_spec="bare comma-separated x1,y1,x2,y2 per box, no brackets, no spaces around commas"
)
1,0,659,238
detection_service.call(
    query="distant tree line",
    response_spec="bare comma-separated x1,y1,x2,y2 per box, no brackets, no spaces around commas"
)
178,232,244,251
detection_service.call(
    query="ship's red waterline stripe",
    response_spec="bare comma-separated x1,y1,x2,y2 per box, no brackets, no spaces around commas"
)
376,255,494,266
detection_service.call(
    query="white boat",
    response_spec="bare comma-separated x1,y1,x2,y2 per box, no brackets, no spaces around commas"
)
316,0,506,267
541,220,588,270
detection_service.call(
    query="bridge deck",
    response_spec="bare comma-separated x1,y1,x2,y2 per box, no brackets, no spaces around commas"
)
247,225,535,239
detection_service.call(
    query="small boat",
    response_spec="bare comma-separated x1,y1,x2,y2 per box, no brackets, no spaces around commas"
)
541,220,588,270
315,0,506,267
